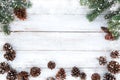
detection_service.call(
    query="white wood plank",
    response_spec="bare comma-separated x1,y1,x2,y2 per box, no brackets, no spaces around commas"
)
0,51,120,80
32,68,120,80
8,0,108,31
6,51,119,68
0,32,119,51
28,0,108,15
0,68,119,80
28,0,91,15
10,15,107,31
0,0,119,80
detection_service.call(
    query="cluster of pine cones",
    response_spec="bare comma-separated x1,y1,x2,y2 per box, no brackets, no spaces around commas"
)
3,43,16,61
0,43,87,80
96,50,120,80
1,43,120,80
1,43,87,80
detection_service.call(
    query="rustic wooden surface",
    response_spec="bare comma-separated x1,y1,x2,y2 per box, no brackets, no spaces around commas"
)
0,0,120,80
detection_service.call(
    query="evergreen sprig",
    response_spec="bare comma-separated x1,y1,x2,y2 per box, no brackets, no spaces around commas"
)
108,14,120,39
0,0,32,35
80,0,120,40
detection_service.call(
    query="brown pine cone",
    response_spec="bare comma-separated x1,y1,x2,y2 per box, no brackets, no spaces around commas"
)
56,68,66,80
97,56,107,65
6,69,17,80
103,73,116,80
3,43,12,51
17,71,29,80
4,50,16,61
101,27,110,33
101,27,115,40
107,61,120,74
48,61,56,70
91,73,101,80
110,51,120,58
30,67,41,77
46,77,55,80
105,33,115,40
71,66,80,77
80,72,87,80
0,62,10,74
14,8,27,20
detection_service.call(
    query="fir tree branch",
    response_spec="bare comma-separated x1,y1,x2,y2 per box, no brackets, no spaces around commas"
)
1,24,10,35
118,0,120,2
87,1,114,21
105,8,120,19
108,14,120,39
80,0,89,5
0,0,32,35
80,0,120,40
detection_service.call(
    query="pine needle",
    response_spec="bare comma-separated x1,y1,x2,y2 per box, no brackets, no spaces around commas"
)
2,25,10,35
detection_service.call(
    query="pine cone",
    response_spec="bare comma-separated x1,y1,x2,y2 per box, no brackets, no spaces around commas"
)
103,73,116,80
56,68,66,80
0,62,10,74
46,77,55,80
97,56,107,65
48,61,56,70
110,51,120,58
17,71,29,80
105,33,115,40
80,72,87,80
6,69,17,80
101,27,110,33
91,73,101,80
71,66,80,77
30,67,41,77
14,8,27,20
107,61,120,74
4,50,16,61
101,27,115,41
3,43,12,51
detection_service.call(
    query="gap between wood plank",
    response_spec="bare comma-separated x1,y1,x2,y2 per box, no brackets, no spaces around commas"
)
0,31,103,33
12,67,106,69
28,13,107,15
0,50,116,52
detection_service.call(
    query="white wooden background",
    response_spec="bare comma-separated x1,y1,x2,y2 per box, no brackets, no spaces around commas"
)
0,0,120,80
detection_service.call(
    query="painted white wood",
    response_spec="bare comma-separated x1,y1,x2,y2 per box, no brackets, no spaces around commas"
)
28,0,90,15
0,0,119,80
1,68,120,80
8,0,108,31
0,51,120,80
7,51,119,68
10,15,107,31
1,51,120,80
28,0,108,15
0,32,118,51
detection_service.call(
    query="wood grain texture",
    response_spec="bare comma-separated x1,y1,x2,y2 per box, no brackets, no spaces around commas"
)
10,15,107,31
28,0,108,15
9,0,108,31
5,51,119,68
0,32,119,51
0,51,119,80
0,0,120,80
1,68,119,80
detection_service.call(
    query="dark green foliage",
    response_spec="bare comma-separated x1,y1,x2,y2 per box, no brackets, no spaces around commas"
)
108,14,120,39
80,0,120,40
105,8,120,19
11,0,32,9
87,1,114,21
2,25,10,35
0,0,32,35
